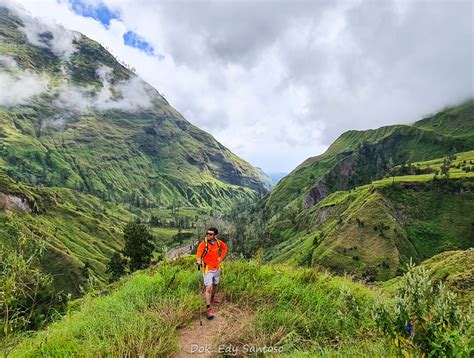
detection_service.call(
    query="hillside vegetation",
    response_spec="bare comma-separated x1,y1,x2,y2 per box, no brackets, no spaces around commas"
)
383,248,474,308
0,4,269,211
0,3,268,295
7,258,388,357
8,257,471,357
237,102,474,279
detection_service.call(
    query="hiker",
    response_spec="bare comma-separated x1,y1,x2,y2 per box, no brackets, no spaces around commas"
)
196,227,227,319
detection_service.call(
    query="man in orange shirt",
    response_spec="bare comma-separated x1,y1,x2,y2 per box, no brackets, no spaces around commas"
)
196,227,227,319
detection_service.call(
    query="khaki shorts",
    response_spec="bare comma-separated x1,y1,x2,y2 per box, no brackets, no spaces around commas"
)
203,269,221,286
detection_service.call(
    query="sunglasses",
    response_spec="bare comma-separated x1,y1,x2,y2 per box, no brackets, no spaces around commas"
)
206,233,215,236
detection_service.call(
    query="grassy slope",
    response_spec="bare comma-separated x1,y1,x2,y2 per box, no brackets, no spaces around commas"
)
0,172,126,295
382,248,474,308
0,172,194,295
413,100,474,138
265,157,474,280
253,101,474,278
0,6,268,213
10,258,395,357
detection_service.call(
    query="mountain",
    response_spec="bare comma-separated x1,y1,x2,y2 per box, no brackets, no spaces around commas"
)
0,2,269,294
0,3,269,212
241,101,474,280
0,172,126,295
266,171,288,187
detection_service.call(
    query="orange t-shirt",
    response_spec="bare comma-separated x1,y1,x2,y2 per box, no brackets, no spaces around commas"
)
196,239,227,269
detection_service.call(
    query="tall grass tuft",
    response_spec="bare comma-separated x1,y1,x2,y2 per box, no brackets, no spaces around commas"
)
219,260,391,354
10,261,201,357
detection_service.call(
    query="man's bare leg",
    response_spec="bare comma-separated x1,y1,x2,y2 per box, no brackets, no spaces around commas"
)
205,285,213,305
211,284,221,303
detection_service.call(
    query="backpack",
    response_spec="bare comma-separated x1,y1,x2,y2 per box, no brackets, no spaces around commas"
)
200,237,222,260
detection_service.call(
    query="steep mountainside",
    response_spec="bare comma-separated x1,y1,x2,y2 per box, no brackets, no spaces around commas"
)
243,101,474,279
0,172,126,295
261,101,473,221
0,2,270,295
0,4,269,213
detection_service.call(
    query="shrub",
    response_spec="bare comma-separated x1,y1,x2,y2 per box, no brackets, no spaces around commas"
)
372,261,471,357
0,231,65,357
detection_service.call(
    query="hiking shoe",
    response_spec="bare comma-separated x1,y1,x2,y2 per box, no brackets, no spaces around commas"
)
206,307,215,320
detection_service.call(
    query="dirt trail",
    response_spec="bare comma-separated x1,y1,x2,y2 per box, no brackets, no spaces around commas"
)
168,241,198,261
176,294,233,357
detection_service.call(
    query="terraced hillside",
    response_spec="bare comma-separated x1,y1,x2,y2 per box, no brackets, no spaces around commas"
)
239,102,474,278
0,2,268,295
0,4,269,212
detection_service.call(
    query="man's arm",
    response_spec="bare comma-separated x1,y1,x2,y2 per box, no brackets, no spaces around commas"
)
218,241,228,263
196,241,205,265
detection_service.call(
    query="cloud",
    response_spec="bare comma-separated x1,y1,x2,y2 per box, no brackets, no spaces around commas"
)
0,55,49,107
0,72,49,106
0,55,18,69
17,0,474,173
53,65,152,111
2,0,79,58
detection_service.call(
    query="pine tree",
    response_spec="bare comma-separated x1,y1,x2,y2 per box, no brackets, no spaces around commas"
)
123,222,154,271
106,252,127,282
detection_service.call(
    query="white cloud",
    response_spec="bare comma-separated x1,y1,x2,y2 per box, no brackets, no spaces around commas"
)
0,55,18,69
0,55,49,106
17,0,474,173
0,72,49,106
2,0,79,58
53,65,151,112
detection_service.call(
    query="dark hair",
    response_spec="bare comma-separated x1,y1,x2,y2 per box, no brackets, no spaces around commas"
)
208,227,218,235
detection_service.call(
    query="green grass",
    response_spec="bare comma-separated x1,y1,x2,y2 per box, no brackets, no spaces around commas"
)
9,262,200,357
10,258,395,357
263,175,474,281
414,100,474,138
218,260,394,355
383,249,474,309
9,256,471,357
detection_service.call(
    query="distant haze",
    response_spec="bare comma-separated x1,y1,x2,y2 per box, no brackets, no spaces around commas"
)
17,0,474,173
267,172,289,187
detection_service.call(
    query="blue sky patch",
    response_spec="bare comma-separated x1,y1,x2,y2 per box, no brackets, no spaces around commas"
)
123,31,159,57
67,0,120,28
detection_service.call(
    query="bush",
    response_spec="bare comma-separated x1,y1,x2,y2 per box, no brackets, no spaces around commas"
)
372,261,471,357
0,232,65,357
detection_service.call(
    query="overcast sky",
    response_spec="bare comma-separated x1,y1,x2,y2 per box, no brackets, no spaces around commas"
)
18,0,474,173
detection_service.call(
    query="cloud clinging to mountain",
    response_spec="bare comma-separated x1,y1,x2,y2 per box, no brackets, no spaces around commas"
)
0,55,49,106
17,0,474,172
53,65,152,112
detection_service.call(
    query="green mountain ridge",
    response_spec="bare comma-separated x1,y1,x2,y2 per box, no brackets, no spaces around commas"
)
243,101,474,279
266,101,474,220
0,3,269,295
0,4,269,212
